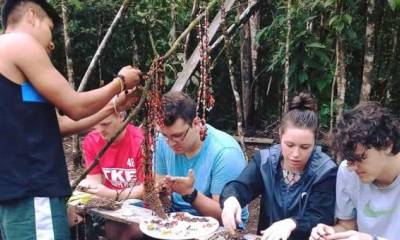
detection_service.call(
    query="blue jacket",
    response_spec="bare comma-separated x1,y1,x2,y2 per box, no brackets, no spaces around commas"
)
221,145,337,239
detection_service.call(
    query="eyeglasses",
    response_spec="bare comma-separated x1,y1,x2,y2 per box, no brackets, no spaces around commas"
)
163,126,190,143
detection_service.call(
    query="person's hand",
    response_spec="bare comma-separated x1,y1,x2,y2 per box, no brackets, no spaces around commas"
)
326,231,374,240
309,223,335,240
112,87,142,112
155,178,172,196
67,207,83,227
221,196,242,235
164,169,195,195
77,180,105,195
260,218,296,240
117,66,142,89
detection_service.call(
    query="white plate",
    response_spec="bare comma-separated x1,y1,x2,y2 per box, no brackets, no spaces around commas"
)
140,212,219,240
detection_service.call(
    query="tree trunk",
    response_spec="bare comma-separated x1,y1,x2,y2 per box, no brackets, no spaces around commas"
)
170,0,177,44
131,26,140,66
249,0,260,126
335,38,347,124
239,0,255,131
388,13,400,103
61,0,82,167
360,0,376,102
283,0,292,113
221,4,246,153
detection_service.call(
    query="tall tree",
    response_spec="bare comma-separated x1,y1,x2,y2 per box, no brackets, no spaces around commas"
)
239,0,255,131
61,0,82,167
283,0,292,112
221,2,245,151
360,0,377,102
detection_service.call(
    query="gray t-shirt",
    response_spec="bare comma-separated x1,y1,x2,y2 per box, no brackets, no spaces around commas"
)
336,161,400,239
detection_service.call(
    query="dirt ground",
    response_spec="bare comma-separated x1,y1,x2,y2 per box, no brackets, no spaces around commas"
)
63,136,262,235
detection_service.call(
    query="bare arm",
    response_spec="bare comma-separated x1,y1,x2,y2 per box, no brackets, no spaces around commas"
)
191,193,222,222
161,170,223,221
333,219,357,232
58,104,113,136
11,33,140,120
80,174,144,200
59,88,141,136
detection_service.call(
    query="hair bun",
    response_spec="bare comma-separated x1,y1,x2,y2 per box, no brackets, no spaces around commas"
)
289,92,317,112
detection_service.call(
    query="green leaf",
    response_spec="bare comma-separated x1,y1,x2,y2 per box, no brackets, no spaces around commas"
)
328,15,339,26
299,72,308,83
343,14,353,25
388,0,400,11
323,0,336,8
307,42,326,49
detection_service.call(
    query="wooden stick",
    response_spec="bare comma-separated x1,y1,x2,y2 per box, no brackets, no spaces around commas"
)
78,0,132,92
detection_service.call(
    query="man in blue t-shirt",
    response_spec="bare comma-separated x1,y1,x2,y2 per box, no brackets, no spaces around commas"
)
155,91,248,223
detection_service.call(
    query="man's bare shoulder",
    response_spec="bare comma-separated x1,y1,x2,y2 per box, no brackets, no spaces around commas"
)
0,32,43,55
0,32,37,44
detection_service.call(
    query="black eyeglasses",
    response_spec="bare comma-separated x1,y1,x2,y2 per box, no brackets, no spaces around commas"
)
164,126,190,143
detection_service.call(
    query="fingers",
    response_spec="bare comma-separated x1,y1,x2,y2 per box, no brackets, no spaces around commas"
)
235,206,242,226
187,169,195,180
325,231,354,240
221,208,238,235
310,224,334,240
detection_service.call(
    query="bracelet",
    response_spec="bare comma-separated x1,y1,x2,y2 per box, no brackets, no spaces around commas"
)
112,96,119,115
113,77,123,94
117,74,128,95
182,188,198,204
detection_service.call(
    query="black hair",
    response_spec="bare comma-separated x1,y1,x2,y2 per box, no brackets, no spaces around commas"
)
280,92,319,137
1,0,61,29
332,101,400,162
162,91,196,127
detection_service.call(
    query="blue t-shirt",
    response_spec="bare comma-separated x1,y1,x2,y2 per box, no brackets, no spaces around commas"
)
155,124,248,221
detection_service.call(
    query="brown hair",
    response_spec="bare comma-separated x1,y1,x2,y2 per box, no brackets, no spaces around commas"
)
280,92,319,137
162,91,196,127
332,101,400,161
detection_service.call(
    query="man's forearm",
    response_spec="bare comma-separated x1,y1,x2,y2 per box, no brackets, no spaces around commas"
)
95,184,144,201
58,102,114,136
191,192,222,222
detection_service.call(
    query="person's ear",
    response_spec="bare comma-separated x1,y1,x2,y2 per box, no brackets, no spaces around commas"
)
384,142,394,155
192,116,201,128
26,8,36,26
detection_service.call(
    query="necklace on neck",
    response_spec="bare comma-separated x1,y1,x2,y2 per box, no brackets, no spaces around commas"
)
282,169,302,186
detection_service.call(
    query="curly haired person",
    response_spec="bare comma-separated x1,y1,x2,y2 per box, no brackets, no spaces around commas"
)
310,102,400,240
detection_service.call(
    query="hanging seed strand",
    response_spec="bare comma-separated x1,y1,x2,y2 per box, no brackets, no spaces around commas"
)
141,58,170,219
195,3,214,141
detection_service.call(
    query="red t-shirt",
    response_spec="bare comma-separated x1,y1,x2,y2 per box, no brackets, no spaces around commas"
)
83,124,144,190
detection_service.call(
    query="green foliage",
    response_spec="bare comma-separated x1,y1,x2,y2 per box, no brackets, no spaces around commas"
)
43,0,400,130
388,0,400,11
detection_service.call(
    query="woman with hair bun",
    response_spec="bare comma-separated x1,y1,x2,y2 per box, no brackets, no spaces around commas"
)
220,93,337,240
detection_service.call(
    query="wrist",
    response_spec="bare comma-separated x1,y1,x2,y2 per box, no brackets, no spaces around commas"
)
287,218,297,231
182,188,198,204
117,74,127,94
112,77,123,94
182,187,195,196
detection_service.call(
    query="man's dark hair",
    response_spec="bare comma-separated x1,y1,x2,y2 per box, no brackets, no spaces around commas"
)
332,101,400,162
162,91,196,127
280,92,319,137
1,0,61,30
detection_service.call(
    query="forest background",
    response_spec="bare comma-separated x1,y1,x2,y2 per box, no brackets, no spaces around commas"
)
1,0,400,138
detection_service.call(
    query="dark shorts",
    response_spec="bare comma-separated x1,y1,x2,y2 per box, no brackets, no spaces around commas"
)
0,197,70,240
